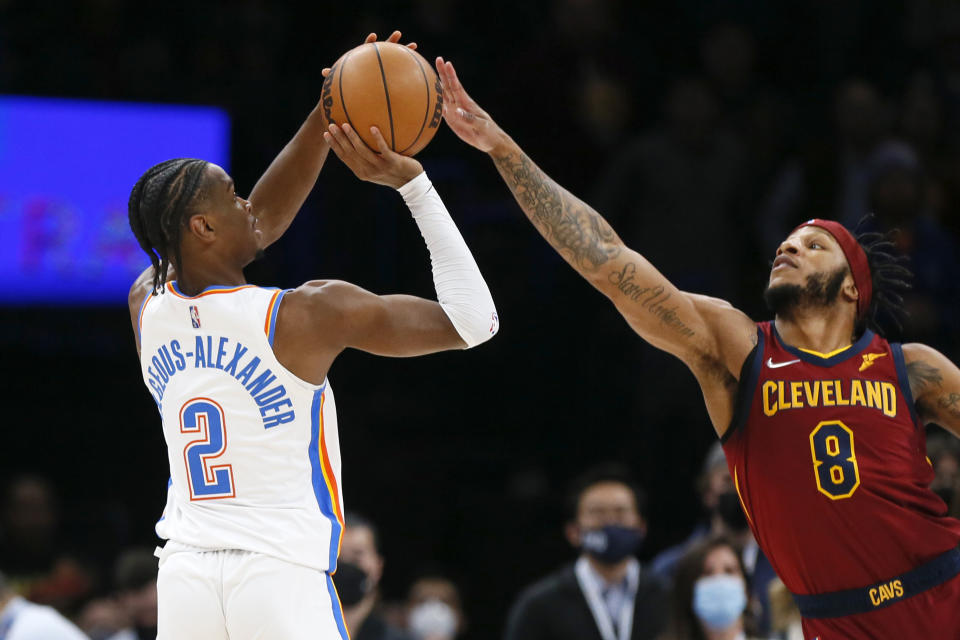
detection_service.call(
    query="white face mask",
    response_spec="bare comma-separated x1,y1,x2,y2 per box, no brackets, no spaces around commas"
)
408,599,458,639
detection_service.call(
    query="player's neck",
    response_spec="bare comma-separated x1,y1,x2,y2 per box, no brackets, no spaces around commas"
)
774,307,856,355
585,555,631,584
176,262,247,297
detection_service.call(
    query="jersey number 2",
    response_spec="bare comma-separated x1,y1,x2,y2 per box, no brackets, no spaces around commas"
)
809,420,860,500
180,398,235,500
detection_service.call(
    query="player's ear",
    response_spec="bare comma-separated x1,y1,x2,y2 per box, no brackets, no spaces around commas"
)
564,521,581,548
188,213,216,242
842,272,859,305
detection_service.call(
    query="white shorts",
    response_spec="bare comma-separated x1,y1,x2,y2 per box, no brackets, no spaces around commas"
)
156,546,348,640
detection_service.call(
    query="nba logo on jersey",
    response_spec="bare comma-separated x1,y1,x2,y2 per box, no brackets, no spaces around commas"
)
189,305,201,329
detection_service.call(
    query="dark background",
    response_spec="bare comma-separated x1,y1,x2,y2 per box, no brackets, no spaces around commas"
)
2,1,960,637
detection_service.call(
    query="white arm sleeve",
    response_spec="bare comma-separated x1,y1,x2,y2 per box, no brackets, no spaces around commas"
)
398,172,499,348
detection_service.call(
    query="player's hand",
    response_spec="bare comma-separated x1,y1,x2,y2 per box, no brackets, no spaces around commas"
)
321,31,416,78
435,57,507,154
324,123,424,189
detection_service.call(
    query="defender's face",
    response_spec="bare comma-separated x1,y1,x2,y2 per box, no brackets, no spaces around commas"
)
768,226,849,289
205,164,261,262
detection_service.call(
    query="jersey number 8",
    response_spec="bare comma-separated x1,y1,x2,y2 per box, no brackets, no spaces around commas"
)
179,398,236,500
809,420,860,500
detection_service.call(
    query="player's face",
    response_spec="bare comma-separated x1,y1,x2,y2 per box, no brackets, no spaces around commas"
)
701,544,742,579
576,482,642,530
204,164,262,264
768,226,849,289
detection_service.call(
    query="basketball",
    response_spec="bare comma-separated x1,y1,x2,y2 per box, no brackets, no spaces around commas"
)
321,42,443,156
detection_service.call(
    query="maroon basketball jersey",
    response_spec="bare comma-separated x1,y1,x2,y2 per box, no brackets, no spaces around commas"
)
722,321,960,596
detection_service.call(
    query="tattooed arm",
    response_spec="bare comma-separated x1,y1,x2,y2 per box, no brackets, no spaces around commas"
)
434,57,757,432
904,344,960,438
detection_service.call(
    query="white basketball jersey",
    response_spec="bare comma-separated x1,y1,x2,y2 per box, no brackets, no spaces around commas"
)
137,282,343,572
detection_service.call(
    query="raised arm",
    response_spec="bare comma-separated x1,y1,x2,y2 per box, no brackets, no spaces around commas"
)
433,58,754,382
272,123,498,385
904,343,960,439
251,31,412,247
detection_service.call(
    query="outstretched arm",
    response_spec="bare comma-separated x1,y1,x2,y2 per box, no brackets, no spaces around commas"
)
904,344,960,438
433,58,754,380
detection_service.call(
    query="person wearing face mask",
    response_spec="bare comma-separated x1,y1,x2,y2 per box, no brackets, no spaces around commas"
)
333,514,412,640
661,534,760,640
504,464,668,640
405,575,464,640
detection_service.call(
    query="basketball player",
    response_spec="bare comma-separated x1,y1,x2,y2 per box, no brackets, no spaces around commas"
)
434,58,960,638
123,32,498,639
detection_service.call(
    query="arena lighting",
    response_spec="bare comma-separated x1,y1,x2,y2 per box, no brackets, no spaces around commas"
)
0,96,229,304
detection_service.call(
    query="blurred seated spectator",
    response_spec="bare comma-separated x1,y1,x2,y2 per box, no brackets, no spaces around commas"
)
504,463,667,640
758,78,889,252
650,444,775,636
405,575,465,640
334,513,412,640
766,578,803,640
861,140,960,347
0,569,88,639
0,475,93,616
659,534,760,640
650,443,732,579
103,548,157,640
927,428,960,507
593,76,748,300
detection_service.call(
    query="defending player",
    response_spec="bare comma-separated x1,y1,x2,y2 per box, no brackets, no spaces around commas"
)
434,58,960,638
124,33,498,640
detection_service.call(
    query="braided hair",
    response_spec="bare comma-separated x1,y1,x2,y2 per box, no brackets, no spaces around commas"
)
128,158,211,293
855,225,913,338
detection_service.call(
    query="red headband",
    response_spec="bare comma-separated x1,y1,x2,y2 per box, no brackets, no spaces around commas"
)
791,219,872,318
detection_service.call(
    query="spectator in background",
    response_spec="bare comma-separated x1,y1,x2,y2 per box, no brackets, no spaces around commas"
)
861,140,960,348
104,549,157,640
758,78,890,252
334,513,411,640
649,444,775,636
0,569,88,639
650,443,732,579
764,579,803,640
504,463,667,640
405,575,465,640
928,429,960,507
594,77,748,300
660,534,760,640
0,475,93,617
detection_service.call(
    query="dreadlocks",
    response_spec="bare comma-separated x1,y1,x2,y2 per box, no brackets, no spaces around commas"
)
855,226,913,338
128,158,211,294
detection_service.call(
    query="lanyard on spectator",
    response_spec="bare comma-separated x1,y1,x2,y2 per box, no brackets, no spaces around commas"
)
574,556,640,640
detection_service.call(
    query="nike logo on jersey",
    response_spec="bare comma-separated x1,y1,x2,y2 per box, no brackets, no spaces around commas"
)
859,352,887,372
766,357,801,369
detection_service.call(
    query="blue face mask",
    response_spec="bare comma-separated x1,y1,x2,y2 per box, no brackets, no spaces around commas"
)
692,574,747,631
580,524,644,564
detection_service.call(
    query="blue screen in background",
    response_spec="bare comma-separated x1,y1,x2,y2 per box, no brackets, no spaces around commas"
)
0,96,230,305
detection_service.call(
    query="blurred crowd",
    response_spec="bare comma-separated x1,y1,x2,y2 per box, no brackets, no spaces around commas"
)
3,433,959,639
4,0,960,638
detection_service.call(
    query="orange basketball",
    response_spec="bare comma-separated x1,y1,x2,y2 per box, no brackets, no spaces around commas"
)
321,42,443,157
